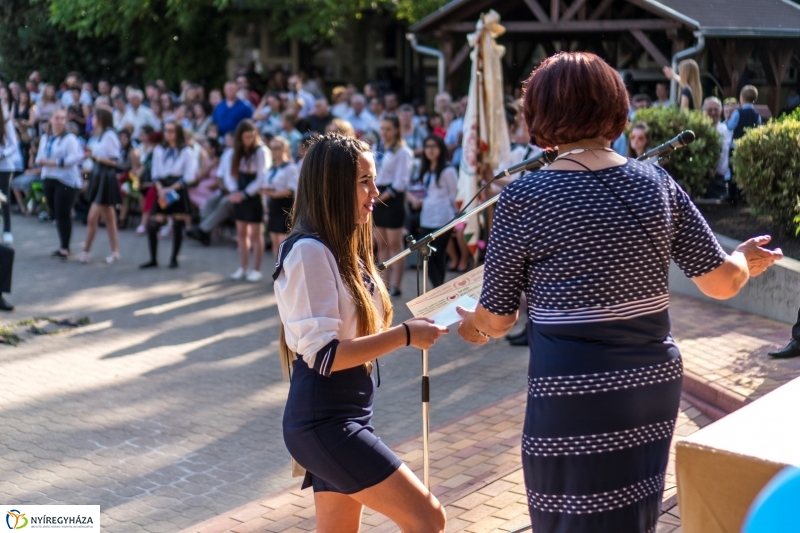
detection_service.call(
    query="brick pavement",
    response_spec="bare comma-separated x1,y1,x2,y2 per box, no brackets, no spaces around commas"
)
180,393,709,533
1,215,797,532
0,216,530,533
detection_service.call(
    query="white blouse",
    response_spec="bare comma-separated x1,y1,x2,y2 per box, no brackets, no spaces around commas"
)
36,133,84,188
274,239,384,373
375,144,413,195
0,120,22,172
92,130,121,161
265,161,299,193
420,166,459,229
223,145,272,195
151,145,197,184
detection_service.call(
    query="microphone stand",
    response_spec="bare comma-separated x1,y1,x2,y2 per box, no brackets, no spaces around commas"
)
377,151,554,488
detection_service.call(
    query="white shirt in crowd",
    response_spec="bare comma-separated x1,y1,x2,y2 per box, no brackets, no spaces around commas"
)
60,89,93,107
289,89,316,118
715,121,732,179
274,239,384,369
264,161,299,194
346,110,379,134
151,145,197,184
223,145,273,196
0,120,23,172
119,105,161,137
375,144,413,195
218,147,233,187
92,129,122,162
36,133,84,188
331,102,350,119
420,166,459,229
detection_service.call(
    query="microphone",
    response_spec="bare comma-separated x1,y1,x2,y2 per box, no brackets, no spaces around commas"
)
638,130,695,161
500,148,558,177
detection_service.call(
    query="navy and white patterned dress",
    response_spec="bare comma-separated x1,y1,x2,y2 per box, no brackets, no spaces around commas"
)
479,159,727,533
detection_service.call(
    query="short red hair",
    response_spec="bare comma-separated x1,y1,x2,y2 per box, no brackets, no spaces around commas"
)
522,52,629,149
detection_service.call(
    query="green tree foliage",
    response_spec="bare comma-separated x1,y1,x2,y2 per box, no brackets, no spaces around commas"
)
0,0,133,84
732,119,800,232
632,107,722,198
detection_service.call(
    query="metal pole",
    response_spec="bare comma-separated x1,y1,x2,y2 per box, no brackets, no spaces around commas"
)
420,247,431,488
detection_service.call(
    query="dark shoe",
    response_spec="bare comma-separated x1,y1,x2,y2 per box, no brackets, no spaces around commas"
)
506,329,527,342
188,227,211,246
0,296,13,311
51,250,69,260
509,333,529,346
139,260,158,269
169,260,179,269
768,339,800,359
389,287,402,297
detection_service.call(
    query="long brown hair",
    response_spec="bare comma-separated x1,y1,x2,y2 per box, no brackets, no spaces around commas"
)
279,133,393,378
231,119,263,178
0,102,5,145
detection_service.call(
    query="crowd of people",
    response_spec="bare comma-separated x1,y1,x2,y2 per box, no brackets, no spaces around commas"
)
0,69,499,294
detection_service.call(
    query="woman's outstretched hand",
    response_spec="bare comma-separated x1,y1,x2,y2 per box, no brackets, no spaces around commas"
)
456,306,490,346
404,318,449,350
735,235,783,277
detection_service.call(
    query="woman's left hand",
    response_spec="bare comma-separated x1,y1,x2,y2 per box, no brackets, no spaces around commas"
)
456,306,490,345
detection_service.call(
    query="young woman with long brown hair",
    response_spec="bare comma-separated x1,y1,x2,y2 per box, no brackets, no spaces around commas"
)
225,120,272,282
274,133,448,533
81,106,122,264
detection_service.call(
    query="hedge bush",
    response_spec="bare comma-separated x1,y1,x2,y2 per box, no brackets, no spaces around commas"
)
732,119,800,232
632,107,722,197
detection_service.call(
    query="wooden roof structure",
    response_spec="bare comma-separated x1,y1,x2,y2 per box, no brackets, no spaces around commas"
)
410,0,800,115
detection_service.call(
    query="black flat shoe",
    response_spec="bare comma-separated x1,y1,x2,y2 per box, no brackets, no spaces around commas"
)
769,339,800,359
509,334,529,346
0,296,13,311
51,250,69,260
389,287,402,297
169,260,179,269
139,260,158,269
505,329,527,342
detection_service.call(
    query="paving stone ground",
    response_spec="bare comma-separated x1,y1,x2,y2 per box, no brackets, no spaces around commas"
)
181,393,708,533
1,215,797,532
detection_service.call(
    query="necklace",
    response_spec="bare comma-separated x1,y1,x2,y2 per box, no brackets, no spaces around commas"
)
554,147,615,161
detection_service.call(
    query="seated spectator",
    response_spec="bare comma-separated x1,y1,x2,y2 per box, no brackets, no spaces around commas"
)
631,94,652,112
66,85,87,135
325,118,356,138
191,101,213,137
306,97,334,135
427,113,446,138
117,129,141,229
369,96,385,122
399,103,427,157
212,81,252,137
345,94,378,135
278,112,303,159
330,85,350,118
112,95,127,129
188,137,223,212
186,132,234,246
11,141,42,216
120,89,160,137
627,121,652,159
254,92,283,136
653,82,670,107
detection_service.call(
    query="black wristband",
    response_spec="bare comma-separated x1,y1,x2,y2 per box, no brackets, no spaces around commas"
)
402,323,410,347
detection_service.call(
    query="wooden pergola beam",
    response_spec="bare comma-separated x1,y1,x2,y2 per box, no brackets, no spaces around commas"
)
448,42,472,75
442,19,676,32
551,0,560,21
523,0,550,22
562,0,589,22
589,0,615,20
629,29,669,67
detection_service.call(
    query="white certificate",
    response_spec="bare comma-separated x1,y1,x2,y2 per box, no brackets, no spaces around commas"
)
406,266,484,326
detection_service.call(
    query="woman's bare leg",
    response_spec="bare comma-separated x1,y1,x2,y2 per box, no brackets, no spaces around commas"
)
83,203,102,252
385,227,405,289
236,221,250,270
250,224,265,272
104,206,119,253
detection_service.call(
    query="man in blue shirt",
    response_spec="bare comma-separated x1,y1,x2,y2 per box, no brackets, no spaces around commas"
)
212,81,253,137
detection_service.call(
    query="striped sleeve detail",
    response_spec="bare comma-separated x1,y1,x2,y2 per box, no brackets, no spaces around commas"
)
312,339,340,377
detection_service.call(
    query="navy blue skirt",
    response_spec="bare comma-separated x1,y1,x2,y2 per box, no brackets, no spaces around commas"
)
283,359,402,494
523,315,682,533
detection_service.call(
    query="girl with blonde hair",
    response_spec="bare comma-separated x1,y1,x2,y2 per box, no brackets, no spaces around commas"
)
663,59,702,110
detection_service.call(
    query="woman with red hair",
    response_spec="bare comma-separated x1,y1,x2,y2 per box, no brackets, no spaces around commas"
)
457,52,781,532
